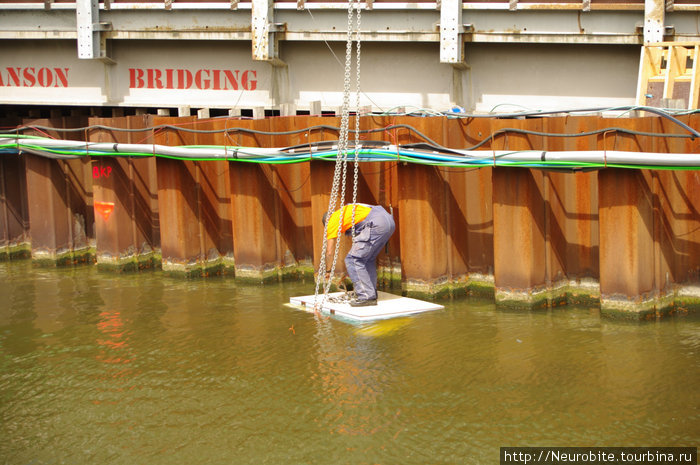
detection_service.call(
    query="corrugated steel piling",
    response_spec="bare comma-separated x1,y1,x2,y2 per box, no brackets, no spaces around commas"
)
22,117,94,266
598,169,667,317
0,155,30,261
153,117,232,277
1,114,698,318
89,116,160,272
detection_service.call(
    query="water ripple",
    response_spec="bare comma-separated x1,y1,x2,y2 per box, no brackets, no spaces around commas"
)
0,268,698,464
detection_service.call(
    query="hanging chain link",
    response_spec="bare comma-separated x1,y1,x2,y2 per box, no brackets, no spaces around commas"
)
313,0,362,311
350,2,362,235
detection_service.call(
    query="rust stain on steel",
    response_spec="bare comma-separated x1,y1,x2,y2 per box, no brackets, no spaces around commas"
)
227,117,299,278
89,116,160,269
24,153,93,264
396,117,451,289
193,118,233,264
445,117,494,277
150,116,232,273
230,161,280,273
359,115,401,280
0,155,30,260
156,157,203,269
269,117,314,267
90,156,133,260
151,117,196,274
490,116,546,151
493,167,547,291
653,169,700,286
596,114,651,152
491,118,548,294
598,168,656,299
23,117,93,265
543,116,600,281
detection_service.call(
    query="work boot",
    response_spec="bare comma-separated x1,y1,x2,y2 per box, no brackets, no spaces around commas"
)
349,298,378,307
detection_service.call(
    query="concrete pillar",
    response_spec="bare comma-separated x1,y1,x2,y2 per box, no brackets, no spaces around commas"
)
0,155,30,261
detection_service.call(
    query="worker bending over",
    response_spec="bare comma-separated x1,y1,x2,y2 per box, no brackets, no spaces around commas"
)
323,203,395,307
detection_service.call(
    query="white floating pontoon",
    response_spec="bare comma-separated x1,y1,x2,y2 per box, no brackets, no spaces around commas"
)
289,291,444,322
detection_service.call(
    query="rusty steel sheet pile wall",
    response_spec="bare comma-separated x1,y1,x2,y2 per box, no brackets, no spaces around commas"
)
89,115,160,272
0,154,30,261
1,114,699,319
151,116,234,277
22,116,95,266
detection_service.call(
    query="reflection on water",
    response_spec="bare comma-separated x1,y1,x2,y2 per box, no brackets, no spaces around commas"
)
0,262,698,465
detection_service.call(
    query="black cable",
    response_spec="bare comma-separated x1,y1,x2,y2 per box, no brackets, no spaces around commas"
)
445,106,700,138
464,127,694,151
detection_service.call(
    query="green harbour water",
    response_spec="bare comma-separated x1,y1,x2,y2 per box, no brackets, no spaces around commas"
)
0,261,698,465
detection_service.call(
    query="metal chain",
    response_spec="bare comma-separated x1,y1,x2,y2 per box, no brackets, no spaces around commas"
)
313,0,361,311
350,1,362,235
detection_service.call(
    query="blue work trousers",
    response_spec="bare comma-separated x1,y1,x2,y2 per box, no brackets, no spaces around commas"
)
344,205,395,301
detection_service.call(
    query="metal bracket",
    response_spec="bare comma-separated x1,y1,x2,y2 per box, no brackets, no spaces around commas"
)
76,0,112,61
252,0,283,63
644,0,665,44
440,0,466,66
